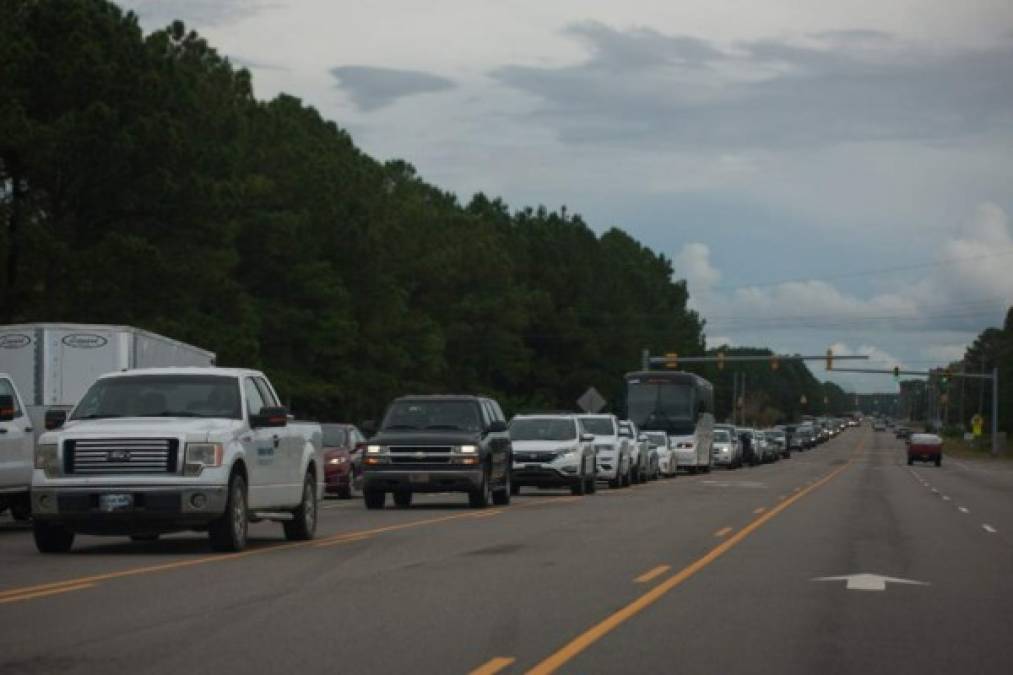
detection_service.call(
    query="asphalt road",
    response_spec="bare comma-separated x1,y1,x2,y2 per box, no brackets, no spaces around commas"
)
2,426,1012,674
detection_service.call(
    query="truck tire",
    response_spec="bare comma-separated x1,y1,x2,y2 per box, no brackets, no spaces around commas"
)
33,521,75,553
608,473,621,489
510,482,521,496
587,472,597,494
492,470,511,506
209,473,248,552
468,467,491,508
364,489,386,510
393,491,413,509
935,456,942,467
284,472,318,541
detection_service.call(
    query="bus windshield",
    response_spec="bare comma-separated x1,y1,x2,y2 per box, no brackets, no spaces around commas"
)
626,382,695,434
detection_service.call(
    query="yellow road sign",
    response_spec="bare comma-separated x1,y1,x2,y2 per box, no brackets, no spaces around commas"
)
971,414,984,437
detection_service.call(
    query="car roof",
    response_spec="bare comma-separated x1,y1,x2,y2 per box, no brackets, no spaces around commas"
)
97,367,259,379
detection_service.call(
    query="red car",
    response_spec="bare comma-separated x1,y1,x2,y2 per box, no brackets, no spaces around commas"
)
322,423,367,498
907,433,942,467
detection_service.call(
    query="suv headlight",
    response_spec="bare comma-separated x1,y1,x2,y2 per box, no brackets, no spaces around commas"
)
184,442,223,476
35,443,59,476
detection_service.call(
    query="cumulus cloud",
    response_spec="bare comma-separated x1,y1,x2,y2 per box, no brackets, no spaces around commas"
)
491,22,1013,149
674,242,721,294
330,66,455,111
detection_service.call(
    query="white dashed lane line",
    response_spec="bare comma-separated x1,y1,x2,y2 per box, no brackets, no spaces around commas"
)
983,524,998,534
959,507,970,514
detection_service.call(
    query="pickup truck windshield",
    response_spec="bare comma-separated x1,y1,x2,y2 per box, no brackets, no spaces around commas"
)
579,417,615,436
382,400,481,432
510,418,577,441
72,375,242,420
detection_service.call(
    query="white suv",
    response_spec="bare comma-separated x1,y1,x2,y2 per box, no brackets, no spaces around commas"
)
509,414,597,496
578,414,630,489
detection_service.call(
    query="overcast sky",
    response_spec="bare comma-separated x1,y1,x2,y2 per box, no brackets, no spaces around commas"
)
125,0,1013,393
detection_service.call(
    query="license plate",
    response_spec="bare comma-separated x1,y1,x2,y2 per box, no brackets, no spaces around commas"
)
410,473,429,484
99,494,133,512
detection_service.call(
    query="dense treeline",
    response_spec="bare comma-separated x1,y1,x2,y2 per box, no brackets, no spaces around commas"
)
1,1,715,419
902,307,1013,434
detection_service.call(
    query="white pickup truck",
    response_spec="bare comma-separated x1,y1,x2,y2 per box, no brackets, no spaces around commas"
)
0,373,34,521
31,367,323,553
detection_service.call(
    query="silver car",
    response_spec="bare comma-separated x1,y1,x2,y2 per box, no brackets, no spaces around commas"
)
712,426,741,468
579,414,631,489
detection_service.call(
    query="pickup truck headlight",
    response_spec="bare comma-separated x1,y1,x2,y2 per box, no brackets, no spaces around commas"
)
35,443,59,477
366,444,384,454
458,444,477,454
184,442,223,476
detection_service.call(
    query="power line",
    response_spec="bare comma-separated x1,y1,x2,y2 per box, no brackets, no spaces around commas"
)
707,247,1013,292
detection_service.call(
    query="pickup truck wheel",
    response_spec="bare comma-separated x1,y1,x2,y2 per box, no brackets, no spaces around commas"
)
608,473,621,489
586,471,597,494
209,474,248,552
393,491,413,509
492,471,511,506
364,489,386,510
33,521,75,553
284,472,318,541
468,468,491,508
935,456,942,467
510,482,520,496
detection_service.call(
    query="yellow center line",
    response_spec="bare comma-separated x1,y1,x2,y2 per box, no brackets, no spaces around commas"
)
0,582,97,605
634,565,671,584
524,439,865,675
753,507,766,514
714,527,733,538
469,657,516,675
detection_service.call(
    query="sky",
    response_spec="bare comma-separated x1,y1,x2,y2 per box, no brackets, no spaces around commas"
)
124,0,1013,393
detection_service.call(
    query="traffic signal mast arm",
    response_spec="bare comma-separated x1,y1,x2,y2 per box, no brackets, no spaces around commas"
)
647,354,869,366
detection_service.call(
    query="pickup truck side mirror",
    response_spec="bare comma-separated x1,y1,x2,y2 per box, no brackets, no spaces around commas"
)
251,406,289,428
580,433,595,443
45,409,67,430
0,395,14,422
487,420,508,433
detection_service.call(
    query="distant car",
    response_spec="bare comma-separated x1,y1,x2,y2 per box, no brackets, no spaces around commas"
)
509,414,597,495
766,429,790,459
579,414,631,489
644,431,675,477
908,433,942,466
873,420,886,432
322,423,366,499
618,420,649,483
895,426,912,440
712,425,741,468
738,428,761,466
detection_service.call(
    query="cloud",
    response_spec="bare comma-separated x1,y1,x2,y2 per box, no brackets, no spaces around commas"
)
129,0,273,28
330,66,456,111
491,22,1013,149
674,242,721,292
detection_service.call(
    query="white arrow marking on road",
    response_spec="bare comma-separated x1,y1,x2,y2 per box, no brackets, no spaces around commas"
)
814,573,929,591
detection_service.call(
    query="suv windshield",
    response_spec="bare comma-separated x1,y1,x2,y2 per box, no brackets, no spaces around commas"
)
382,400,481,432
714,430,731,442
72,375,242,420
579,417,615,436
510,417,577,441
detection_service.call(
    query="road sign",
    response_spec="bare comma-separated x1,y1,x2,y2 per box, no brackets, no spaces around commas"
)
576,387,607,414
813,573,929,592
972,414,984,437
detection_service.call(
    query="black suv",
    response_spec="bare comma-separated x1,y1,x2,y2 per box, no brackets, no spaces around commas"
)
362,395,512,509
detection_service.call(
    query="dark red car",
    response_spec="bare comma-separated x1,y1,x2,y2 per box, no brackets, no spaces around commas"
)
322,423,367,498
907,433,943,467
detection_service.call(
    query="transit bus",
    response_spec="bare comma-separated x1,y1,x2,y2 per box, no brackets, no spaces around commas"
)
623,370,715,473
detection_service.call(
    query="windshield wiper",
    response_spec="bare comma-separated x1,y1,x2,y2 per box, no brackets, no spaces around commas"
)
150,411,206,418
424,424,465,430
383,424,418,430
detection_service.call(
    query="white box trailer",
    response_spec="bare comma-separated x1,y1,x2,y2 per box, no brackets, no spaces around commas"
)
0,324,215,435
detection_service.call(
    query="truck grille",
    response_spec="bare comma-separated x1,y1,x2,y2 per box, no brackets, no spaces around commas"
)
388,446,452,464
65,438,179,475
515,451,557,463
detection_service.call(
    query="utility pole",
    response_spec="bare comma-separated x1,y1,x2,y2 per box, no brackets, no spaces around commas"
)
992,367,1000,457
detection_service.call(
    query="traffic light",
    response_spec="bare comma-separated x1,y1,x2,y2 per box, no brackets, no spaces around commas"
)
717,351,725,370
940,368,950,391
825,348,833,371
664,352,678,369
771,355,780,371
893,366,900,380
